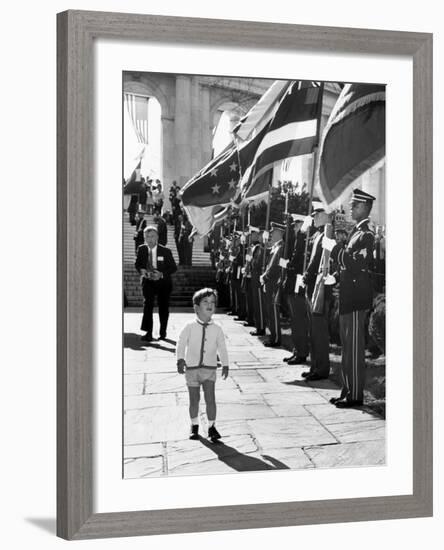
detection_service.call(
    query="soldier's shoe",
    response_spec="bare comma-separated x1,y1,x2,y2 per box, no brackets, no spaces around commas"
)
329,396,342,405
287,356,307,365
283,353,296,363
335,399,363,409
234,316,246,321
189,425,199,440
301,371,311,378
250,330,265,336
208,425,221,440
305,373,328,381
140,333,153,342
263,340,281,348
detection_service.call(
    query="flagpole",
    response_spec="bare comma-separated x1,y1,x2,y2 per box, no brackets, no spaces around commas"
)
262,171,273,272
302,82,324,274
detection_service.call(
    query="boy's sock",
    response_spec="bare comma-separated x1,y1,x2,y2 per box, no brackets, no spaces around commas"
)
208,420,215,427
191,417,199,425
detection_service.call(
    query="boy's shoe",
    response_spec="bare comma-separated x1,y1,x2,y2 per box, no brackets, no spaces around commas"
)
189,425,199,440
208,425,221,440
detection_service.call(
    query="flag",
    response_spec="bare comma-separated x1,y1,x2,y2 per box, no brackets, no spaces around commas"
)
180,122,271,234
316,83,386,209
123,159,145,195
242,81,323,199
124,93,149,144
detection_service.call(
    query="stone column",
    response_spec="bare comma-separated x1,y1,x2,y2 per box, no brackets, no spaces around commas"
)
175,75,192,186
161,115,175,207
190,77,202,175
201,85,212,165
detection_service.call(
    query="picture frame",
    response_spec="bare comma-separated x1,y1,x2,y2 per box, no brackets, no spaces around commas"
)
57,9,433,540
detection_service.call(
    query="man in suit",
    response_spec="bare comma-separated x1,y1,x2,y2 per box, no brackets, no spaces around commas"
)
323,188,376,408
135,226,177,342
260,222,285,347
302,203,333,381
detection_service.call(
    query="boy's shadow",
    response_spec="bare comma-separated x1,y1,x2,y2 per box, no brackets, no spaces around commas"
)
198,437,289,472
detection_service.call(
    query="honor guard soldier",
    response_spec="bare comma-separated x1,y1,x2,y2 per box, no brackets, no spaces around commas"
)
249,227,266,336
323,188,376,408
228,233,242,316
302,202,333,381
241,229,256,327
260,222,285,347
282,214,310,365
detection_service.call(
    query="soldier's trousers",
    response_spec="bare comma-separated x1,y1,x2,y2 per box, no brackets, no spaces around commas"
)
339,310,367,402
245,278,255,325
251,280,265,332
231,278,242,314
286,293,309,358
307,298,331,377
264,287,281,344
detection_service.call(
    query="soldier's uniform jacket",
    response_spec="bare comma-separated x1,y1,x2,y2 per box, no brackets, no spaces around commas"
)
330,218,375,315
262,240,283,293
283,232,305,294
303,228,330,300
250,243,264,284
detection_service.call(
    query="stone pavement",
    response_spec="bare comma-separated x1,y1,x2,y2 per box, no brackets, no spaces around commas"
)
124,309,385,479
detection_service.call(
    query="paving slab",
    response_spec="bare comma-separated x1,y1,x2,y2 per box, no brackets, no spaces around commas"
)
250,417,337,450
258,447,314,470
217,402,277,421
124,383,144,396
124,442,164,459
124,373,145,385
263,391,326,406
236,381,309,394
305,403,381,425
305,440,386,468
125,393,177,410
125,406,190,444
124,456,164,478
326,420,386,443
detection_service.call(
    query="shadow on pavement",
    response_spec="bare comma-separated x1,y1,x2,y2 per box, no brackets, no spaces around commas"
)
124,333,176,353
198,437,289,472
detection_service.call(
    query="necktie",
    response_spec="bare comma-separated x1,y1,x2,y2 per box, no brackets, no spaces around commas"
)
148,248,153,270
198,323,209,366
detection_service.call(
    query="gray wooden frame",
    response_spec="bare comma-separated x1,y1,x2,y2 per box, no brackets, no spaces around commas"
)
57,10,433,540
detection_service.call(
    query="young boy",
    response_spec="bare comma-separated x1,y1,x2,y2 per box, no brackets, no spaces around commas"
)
176,288,229,441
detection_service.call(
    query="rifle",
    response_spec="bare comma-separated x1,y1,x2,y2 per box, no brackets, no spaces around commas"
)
311,223,333,314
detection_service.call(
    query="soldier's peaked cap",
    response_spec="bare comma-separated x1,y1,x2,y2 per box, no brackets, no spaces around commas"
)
270,222,286,232
350,188,376,203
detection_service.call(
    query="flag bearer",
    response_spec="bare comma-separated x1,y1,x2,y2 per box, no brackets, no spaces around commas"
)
322,189,376,408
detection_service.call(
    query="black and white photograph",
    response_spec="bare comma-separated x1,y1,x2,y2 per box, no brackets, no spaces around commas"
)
123,72,386,479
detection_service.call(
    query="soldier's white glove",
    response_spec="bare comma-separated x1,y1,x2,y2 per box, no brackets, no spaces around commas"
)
301,215,313,233
324,274,336,285
259,275,265,285
322,236,336,251
279,258,289,268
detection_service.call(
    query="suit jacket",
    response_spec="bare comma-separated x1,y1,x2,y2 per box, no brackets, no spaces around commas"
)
330,219,375,314
135,244,177,288
156,218,168,246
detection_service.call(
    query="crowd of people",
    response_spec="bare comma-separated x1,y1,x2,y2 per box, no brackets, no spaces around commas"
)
129,178,195,266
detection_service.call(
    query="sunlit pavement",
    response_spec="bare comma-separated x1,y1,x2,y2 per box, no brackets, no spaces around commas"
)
124,308,385,478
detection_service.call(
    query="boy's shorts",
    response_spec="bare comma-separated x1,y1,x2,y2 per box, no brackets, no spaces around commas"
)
185,367,217,387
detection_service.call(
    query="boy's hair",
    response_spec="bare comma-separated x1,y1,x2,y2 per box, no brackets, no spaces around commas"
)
192,288,218,306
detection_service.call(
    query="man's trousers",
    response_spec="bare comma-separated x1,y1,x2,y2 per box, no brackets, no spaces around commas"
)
339,309,368,402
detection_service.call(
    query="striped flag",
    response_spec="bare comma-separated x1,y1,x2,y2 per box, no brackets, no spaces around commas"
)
124,93,149,145
180,121,271,234
242,81,323,199
316,83,386,209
